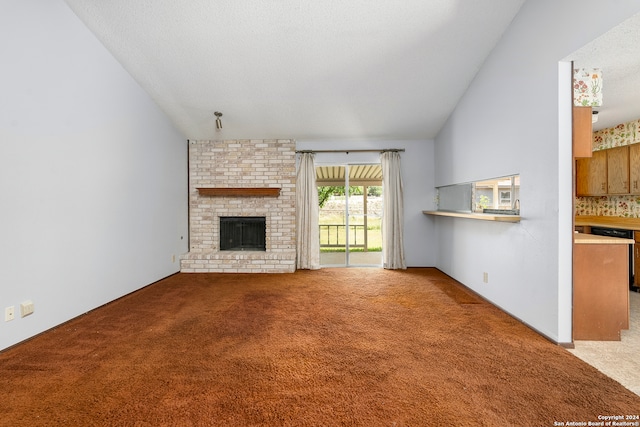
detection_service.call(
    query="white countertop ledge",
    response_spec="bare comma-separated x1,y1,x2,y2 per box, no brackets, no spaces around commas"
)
422,210,520,222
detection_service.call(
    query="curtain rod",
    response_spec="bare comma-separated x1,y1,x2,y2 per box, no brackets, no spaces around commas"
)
296,149,405,154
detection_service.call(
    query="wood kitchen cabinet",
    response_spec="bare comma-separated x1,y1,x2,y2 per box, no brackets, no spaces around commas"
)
573,106,593,158
574,237,631,340
576,150,607,196
607,145,630,194
575,144,640,195
635,231,640,287
629,143,640,193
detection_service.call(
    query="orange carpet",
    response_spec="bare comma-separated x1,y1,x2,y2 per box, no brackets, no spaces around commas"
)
1,268,638,426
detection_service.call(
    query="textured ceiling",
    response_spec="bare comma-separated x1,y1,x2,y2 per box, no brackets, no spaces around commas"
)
63,0,525,141
566,12,640,132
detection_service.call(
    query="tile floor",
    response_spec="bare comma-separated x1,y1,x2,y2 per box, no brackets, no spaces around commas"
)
568,290,640,396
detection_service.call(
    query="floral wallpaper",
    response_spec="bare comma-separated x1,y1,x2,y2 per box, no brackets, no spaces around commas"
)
576,117,640,217
576,196,640,217
593,119,640,150
574,68,603,107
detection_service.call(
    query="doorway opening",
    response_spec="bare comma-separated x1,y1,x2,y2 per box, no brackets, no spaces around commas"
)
316,164,383,267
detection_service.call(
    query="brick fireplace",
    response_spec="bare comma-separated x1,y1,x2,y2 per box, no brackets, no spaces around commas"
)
180,139,297,273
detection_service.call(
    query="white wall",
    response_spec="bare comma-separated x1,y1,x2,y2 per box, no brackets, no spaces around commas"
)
433,0,640,343
296,139,435,267
0,0,188,350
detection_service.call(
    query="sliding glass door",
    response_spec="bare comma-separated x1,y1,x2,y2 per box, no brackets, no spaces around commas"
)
317,164,382,267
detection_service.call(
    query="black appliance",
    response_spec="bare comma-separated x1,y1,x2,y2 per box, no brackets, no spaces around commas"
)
589,226,640,292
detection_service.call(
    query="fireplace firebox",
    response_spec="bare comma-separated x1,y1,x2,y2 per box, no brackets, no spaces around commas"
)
220,217,266,251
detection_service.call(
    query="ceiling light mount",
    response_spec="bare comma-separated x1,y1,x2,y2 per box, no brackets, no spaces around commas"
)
214,111,223,130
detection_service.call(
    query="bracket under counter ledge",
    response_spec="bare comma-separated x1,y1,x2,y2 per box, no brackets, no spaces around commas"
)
422,210,521,223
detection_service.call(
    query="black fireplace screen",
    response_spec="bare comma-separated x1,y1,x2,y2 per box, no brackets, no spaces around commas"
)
219,217,266,251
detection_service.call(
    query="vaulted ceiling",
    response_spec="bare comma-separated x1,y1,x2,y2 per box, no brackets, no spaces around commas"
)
63,0,525,141
62,1,640,141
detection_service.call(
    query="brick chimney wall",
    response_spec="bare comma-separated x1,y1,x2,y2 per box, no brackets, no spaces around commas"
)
181,139,296,273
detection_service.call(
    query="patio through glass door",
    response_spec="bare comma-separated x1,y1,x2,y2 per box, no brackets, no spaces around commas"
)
316,164,383,267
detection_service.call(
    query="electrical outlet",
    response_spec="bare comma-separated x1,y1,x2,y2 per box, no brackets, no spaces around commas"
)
172,254,176,263
5,306,15,322
483,272,489,283
20,300,34,317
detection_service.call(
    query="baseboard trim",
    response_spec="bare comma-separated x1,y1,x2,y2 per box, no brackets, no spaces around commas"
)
434,268,572,347
0,271,181,354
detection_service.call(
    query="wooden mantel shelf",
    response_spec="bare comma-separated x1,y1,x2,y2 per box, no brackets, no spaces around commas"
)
197,187,281,197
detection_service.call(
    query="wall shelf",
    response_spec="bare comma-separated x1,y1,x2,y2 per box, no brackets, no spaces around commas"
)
423,210,520,222
196,187,281,197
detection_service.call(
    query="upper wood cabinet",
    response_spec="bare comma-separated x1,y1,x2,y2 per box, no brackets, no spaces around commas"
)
575,144,640,196
576,150,607,196
630,144,640,193
573,106,593,158
635,231,640,288
607,146,630,194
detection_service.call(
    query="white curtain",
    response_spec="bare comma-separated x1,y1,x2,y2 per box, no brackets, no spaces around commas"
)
295,152,320,269
381,151,406,270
